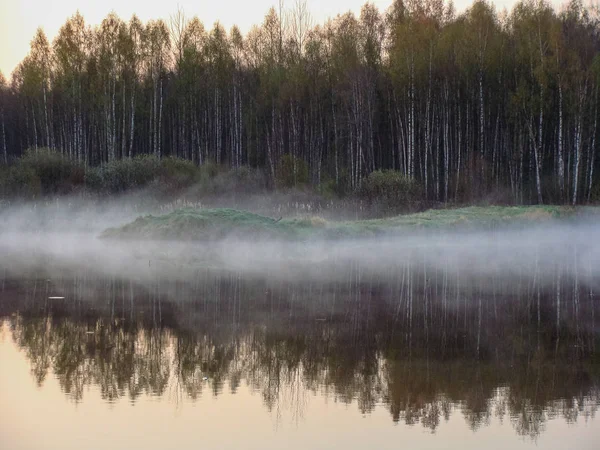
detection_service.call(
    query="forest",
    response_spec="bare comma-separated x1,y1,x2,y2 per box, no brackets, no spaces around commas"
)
1,0,600,205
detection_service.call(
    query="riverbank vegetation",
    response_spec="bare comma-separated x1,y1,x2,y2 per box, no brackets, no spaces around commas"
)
0,148,428,218
0,148,268,197
101,205,594,240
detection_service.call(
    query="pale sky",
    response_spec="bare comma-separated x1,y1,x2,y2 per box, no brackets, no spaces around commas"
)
0,0,566,79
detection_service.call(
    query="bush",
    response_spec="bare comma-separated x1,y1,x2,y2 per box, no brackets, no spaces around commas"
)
277,154,309,188
198,161,220,180
0,164,41,198
0,150,267,199
218,166,267,193
318,171,350,198
360,170,421,208
186,165,267,196
0,148,84,198
86,156,164,193
86,158,149,193
21,148,85,194
317,177,338,199
158,157,201,190
83,156,266,196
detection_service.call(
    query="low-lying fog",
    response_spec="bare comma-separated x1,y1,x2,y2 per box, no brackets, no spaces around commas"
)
1,199,599,293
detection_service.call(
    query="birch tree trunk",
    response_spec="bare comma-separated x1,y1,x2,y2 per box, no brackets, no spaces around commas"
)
558,83,564,198
43,85,50,148
1,110,6,165
572,87,584,205
158,79,163,158
129,87,135,158
588,89,597,202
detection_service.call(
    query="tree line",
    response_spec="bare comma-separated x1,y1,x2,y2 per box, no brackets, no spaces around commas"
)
1,0,600,204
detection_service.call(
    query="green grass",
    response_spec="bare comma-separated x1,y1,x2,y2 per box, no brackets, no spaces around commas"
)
102,208,299,240
315,205,589,238
101,205,599,241
360,205,579,228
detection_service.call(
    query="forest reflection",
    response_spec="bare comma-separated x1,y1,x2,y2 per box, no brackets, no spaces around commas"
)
1,266,599,439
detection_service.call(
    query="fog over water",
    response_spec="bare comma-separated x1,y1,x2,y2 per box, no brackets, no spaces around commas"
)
0,199,599,290
1,200,600,449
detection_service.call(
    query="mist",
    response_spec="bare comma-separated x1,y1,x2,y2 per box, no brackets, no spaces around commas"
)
1,198,599,296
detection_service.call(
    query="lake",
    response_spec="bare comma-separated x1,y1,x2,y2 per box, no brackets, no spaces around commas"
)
1,235,599,450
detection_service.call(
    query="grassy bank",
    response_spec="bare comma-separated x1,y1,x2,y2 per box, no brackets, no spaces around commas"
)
101,205,595,241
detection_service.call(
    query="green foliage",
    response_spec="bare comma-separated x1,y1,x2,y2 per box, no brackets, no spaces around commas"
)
21,148,85,194
198,161,220,180
0,164,40,198
184,165,267,196
85,156,162,193
158,157,201,189
0,149,84,198
85,156,210,194
209,166,267,193
318,171,351,198
0,150,268,199
277,154,309,188
360,170,421,208
317,177,340,199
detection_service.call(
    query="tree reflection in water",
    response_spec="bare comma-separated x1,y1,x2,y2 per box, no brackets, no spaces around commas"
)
1,265,599,439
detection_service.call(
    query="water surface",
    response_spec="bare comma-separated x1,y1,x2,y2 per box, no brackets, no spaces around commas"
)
1,253,599,449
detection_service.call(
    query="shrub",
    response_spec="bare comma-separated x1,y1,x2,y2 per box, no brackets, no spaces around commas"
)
0,148,84,198
186,165,267,196
84,156,258,195
277,154,309,188
360,170,421,208
158,157,201,190
85,156,162,193
198,161,220,180
318,172,350,198
220,166,267,193
0,149,268,199
0,164,41,198
19,148,85,194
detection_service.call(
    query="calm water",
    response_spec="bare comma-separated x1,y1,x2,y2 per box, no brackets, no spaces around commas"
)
1,255,599,449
